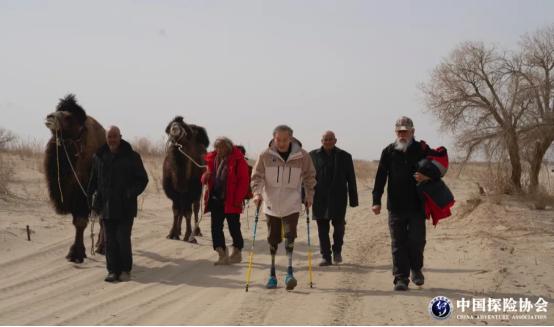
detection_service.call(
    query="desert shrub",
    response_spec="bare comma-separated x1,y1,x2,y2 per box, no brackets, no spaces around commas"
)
0,127,15,197
132,137,166,157
525,187,554,210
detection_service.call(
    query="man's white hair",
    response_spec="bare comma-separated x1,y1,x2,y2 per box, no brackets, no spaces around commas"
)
273,125,293,137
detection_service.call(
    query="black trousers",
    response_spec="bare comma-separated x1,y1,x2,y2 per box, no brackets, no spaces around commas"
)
209,199,243,250
316,218,345,260
388,210,426,282
103,217,134,274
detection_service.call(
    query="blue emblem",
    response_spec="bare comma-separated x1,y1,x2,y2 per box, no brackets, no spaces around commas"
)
428,296,452,320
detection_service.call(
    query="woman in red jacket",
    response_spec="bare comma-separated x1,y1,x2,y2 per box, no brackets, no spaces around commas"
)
202,137,250,265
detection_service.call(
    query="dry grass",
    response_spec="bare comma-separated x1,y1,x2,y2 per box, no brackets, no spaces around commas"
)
133,138,166,197
353,160,378,190
1,127,43,160
0,128,45,197
523,188,554,210
8,138,43,158
0,154,13,197
0,128,16,197
353,160,377,181
131,137,166,157
453,161,524,195
143,157,164,195
452,160,554,210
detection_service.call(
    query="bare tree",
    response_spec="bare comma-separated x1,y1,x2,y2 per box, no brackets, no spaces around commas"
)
515,24,554,193
0,127,16,151
421,42,528,191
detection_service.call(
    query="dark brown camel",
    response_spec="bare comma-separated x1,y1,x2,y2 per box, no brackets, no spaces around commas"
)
44,94,106,263
163,116,209,243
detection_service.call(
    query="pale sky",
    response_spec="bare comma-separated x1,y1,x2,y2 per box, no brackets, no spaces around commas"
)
1,0,553,160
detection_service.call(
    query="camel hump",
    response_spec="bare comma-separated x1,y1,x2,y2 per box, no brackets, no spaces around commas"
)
84,116,107,150
189,124,210,148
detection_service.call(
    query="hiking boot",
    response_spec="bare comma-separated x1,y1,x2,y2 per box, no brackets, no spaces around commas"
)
266,276,278,289
284,274,297,291
104,272,118,283
318,258,332,266
229,246,242,264
411,270,425,286
214,247,230,265
119,271,131,282
333,252,343,264
394,279,409,291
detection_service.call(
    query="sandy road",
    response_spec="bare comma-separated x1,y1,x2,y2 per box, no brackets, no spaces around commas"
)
1,158,553,325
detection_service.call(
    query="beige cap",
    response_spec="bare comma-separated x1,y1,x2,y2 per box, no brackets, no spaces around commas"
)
395,116,414,131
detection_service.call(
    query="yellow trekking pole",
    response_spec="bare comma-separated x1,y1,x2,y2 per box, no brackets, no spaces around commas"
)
306,206,313,288
245,204,261,292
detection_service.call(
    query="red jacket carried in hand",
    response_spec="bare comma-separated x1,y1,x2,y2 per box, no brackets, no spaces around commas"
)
201,146,250,215
416,144,455,226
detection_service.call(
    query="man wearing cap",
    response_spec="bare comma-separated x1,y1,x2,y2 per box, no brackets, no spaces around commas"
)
371,117,432,291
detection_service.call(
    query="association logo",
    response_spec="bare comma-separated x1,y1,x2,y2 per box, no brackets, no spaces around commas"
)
429,296,453,320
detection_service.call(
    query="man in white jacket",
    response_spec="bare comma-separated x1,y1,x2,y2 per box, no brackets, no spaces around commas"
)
251,125,317,290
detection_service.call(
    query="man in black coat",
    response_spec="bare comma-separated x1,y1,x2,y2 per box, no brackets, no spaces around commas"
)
88,126,148,283
310,131,358,266
372,117,431,291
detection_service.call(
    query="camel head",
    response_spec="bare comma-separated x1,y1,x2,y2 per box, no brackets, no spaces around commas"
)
45,94,87,139
165,116,193,145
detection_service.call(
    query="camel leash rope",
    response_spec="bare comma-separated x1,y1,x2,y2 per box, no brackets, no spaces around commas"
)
59,131,87,197
55,130,64,203
171,141,208,169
